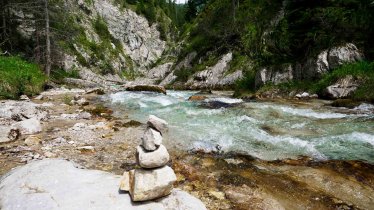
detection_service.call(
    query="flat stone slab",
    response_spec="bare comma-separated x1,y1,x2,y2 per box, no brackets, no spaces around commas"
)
0,159,206,210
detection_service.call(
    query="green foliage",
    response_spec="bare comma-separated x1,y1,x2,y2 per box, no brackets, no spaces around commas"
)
183,0,374,74
312,61,374,101
0,56,46,99
51,68,80,84
251,61,374,102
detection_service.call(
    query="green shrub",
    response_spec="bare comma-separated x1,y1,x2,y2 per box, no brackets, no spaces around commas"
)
51,68,80,84
0,56,46,99
312,61,374,101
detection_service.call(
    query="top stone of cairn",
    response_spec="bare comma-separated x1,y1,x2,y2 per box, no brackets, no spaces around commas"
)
147,115,168,134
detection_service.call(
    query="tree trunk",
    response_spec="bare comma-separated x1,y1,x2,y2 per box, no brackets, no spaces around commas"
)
232,0,236,23
44,0,51,77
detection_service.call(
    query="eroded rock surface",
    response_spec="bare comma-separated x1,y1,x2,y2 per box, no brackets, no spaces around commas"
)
0,159,205,210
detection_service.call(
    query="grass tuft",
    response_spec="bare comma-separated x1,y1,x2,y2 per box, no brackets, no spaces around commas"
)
0,56,46,99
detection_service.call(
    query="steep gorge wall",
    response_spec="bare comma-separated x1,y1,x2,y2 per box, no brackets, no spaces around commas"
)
62,0,167,78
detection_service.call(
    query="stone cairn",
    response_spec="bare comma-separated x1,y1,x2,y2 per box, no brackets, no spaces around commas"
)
119,115,177,201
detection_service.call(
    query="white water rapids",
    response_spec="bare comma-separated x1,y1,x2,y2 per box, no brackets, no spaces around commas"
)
106,91,374,163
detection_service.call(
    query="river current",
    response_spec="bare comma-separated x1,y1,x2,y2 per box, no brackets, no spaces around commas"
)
106,91,374,163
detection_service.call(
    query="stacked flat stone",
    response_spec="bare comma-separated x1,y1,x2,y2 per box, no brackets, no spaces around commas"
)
120,115,177,202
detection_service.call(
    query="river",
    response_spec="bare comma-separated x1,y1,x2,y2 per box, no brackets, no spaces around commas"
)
106,90,374,163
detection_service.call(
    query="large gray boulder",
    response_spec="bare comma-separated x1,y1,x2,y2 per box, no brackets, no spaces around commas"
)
141,127,163,151
254,43,364,87
0,159,206,210
186,53,233,89
137,145,170,168
255,64,294,88
124,166,177,202
0,126,20,143
11,118,42,135
147,63,174,80
324,75,360,99
328,43,363,69
0,101,49,121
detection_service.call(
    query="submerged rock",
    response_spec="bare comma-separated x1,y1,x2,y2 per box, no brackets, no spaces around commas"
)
137,145,170,168
126,85,167,95
188,95,208,101
0,159,204,210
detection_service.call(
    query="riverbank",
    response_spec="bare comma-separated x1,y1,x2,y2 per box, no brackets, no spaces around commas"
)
1,88,373,209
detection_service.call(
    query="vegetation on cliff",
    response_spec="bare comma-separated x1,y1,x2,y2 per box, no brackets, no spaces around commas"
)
0,56,46,99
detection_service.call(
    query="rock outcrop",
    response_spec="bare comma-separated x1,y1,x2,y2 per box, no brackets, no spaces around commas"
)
323,75,360,99
255,43,363,87
186,53,234,89
0,159,206,210
120,115,178,202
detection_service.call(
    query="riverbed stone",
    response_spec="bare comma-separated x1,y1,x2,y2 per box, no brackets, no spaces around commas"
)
0,159,205,210
11,118,42,135
142,127,163,151
126,166,177,201
147,115,168,134
137,145,170,168
24,135,41,146
0,127,20,143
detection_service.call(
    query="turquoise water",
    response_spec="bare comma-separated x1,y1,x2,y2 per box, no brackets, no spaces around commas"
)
106,91,374,163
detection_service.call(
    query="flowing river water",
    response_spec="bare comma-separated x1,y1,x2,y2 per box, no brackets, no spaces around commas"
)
106,90,374,163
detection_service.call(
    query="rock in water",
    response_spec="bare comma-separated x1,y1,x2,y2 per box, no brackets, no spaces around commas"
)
137,145,170,168
127,166,177,201
142,127,163,151
0,159,206,210
126,85,167,95
11,118,42,135
147,115,168,134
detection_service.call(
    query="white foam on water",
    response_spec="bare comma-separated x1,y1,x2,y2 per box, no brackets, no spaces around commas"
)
185,108,225,116
168,90,197,99
204,97,243,104
253,103,349,119
354,103,374,112
236,115,259,124
339,132,374,147
291,122,307,129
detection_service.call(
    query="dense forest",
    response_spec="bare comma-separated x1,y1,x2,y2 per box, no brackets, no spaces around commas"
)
1,0,374,100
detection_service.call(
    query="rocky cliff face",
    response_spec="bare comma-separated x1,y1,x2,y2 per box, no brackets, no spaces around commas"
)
62,0,167,77
255,43,363,88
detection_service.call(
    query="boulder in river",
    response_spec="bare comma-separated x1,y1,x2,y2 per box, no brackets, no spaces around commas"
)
0,159,205,210
137,145,170,168
142,127,163,151
126,85,167,95
147,115,168,134
188,95,208,101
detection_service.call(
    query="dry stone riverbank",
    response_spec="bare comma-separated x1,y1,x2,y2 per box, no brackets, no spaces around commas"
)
0,87,374,210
